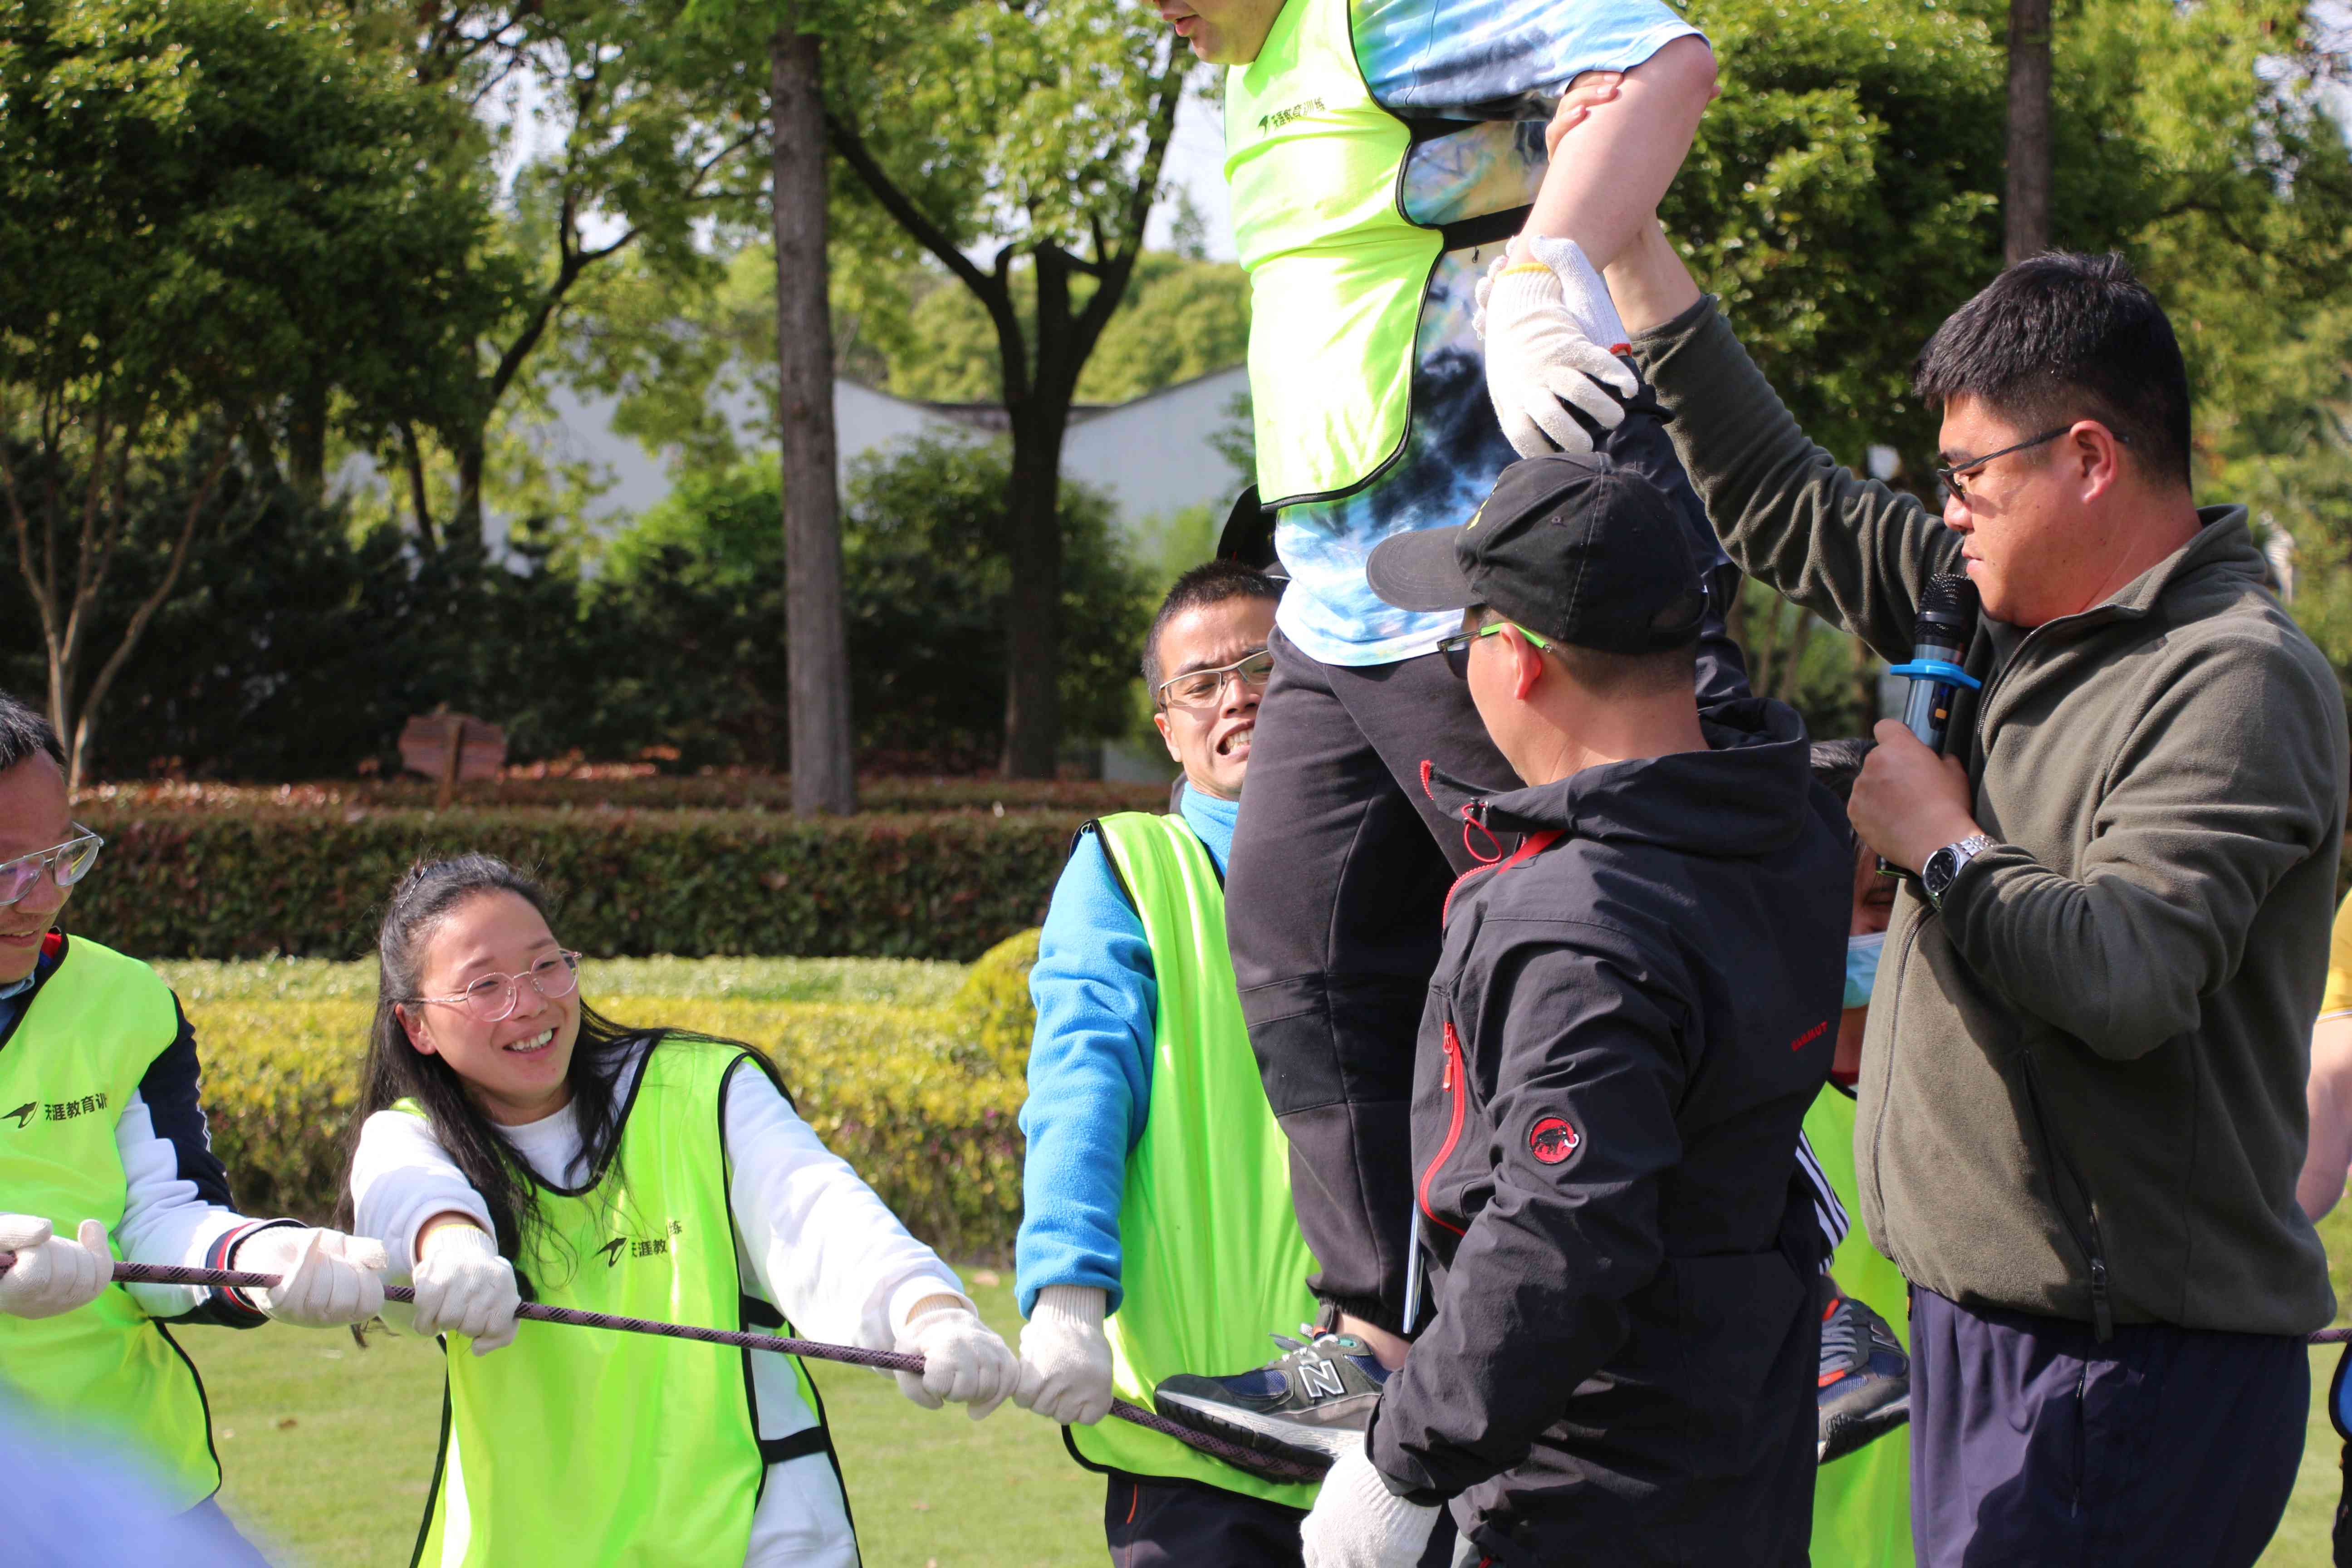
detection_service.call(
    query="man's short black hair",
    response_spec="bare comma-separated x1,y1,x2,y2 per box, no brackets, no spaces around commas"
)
0,691,63,774
1143,560,1282,699
1808,737,1873,806
1912,251,2192,489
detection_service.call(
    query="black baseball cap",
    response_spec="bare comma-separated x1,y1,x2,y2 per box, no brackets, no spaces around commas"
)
1364,452,1707,654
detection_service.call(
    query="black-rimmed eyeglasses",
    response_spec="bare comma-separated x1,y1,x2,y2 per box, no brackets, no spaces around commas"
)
1936,424,2131,503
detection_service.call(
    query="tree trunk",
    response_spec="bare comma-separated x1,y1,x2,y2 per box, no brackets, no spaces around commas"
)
287,377,329,502
2004,0,2054,265
451,436,485,554
770,21,856,815
1000,407,1066,779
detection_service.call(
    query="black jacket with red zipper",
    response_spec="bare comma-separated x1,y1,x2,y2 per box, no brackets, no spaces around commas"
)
1367,697,1848,1568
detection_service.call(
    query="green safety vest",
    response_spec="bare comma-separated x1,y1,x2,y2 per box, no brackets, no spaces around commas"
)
1068,812,1322,1506
1225,0,1529,510
406,1039,845,1568
1803,1083,1914,1566
0,933,221,1509
1225,0,1436,508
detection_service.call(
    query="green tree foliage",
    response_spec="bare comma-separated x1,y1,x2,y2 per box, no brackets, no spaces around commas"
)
824,0,1193,776
5,437,1150,781
875,253,1252,406
1665,0,2352,732
0,0,493,783
600,439,1152,766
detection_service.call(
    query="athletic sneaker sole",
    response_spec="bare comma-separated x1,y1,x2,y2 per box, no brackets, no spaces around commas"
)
1150,1387,1365,1480
1817,1391,1911,1465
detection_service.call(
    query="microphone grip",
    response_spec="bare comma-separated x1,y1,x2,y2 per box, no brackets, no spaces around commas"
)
1877,636,1969,880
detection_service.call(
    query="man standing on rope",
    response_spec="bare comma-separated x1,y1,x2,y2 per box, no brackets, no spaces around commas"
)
1150,0,1906,1465
0,690,387,1556
1013,562,1448,1565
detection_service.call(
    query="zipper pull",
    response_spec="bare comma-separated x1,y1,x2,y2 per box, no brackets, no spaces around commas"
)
1441,1023,1458,1090
2089,1259,2113,1343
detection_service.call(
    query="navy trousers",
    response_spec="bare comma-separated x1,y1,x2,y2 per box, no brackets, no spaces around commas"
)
1910,1286,2306,1568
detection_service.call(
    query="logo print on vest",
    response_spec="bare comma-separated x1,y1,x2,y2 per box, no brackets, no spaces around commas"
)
1529,1116,1579,1166
600,1219,685,1265
1258,97,1324,132
5,1094,105,1127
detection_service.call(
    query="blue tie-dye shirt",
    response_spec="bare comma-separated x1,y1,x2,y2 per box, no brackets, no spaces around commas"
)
1246,0,1703,667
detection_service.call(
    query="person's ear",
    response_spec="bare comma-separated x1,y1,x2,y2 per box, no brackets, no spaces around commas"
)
397,1003,438,1058
1153,707,1178,762
2072,421,2125,504
1510,630,1544,702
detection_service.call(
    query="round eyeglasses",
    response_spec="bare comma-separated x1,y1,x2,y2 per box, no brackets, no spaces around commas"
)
407,951,583,1023
0,824,104,907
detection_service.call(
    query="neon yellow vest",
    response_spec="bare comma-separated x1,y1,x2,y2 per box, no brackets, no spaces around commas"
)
1804,1083,1915,1565
1224,0,1443,508
0,934,220,1509
1068,813,1322,1506
407,1040,843,1568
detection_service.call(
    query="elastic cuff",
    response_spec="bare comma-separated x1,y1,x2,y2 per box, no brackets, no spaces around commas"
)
889,1274,974,1337
1523,236,1627,346
214,1219,299,1317
1032,1284,1107,1329
1484,265,1565,322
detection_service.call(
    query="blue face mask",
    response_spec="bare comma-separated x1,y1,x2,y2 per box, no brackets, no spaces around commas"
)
1844,932,1885,1009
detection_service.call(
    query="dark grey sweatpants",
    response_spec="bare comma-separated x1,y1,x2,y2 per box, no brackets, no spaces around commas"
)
1910,1285,2307,1568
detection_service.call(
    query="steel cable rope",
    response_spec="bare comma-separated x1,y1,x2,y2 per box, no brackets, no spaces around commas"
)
104,1260,1326,1482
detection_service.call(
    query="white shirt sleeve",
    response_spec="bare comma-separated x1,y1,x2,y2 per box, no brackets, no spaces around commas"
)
721,1059,970,1350
113,1091,254,1318
349,1108,495,1279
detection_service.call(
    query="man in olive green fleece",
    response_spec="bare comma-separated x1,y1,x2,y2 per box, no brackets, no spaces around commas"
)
1601,232,2343,1567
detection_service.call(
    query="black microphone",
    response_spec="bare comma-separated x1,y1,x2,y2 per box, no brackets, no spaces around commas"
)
1877,573,1980,878
1899,573,1980,754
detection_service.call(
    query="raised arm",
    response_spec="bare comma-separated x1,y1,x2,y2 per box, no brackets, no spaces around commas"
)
1613,220,1965,657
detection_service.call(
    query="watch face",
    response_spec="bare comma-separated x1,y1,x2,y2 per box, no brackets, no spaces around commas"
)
1923,848,1956,897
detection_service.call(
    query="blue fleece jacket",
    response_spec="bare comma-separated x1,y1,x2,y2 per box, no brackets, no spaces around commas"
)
1014,787,1238,1318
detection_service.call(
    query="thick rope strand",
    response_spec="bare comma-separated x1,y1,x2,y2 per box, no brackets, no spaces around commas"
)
108,1260,1325,1483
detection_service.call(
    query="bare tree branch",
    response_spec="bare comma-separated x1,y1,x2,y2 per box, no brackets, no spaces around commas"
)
69,440,235,788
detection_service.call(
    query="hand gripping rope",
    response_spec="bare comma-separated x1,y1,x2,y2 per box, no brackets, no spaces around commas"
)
106,1261,1325,1483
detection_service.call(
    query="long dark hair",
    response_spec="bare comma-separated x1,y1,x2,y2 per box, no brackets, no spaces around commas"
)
340,854,641,1264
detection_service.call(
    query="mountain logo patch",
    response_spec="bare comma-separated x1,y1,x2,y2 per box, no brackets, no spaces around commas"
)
1529,1115,1580,1165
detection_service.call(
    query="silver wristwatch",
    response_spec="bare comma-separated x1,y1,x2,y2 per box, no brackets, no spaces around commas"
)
1921,833,1995,909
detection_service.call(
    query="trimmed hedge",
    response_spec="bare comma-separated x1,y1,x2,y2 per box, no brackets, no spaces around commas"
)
81,776,1165,817
174,940,1045,1261
77,807,1093,962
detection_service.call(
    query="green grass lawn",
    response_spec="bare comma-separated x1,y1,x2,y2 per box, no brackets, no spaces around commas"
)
191,1270,1099,1568
180,1269,2352,1568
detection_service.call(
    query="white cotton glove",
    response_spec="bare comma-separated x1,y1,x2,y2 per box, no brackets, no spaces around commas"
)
895,1298,1018,1419
408,1224,519,1354
231,1225,388,1328
1475,236,1640,458
1014,1284,1115,1426
1300,1446,1443,1568
0,1214,112,1320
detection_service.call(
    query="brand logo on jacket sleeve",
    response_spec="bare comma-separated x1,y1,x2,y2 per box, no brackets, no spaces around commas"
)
1528,1116,1580,1165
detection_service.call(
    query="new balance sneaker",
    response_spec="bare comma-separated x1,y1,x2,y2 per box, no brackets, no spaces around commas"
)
1817,1283,1910,1465
1152,1329,1389,1480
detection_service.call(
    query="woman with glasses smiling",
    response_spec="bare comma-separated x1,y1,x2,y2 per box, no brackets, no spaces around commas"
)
344,853,1016,1566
